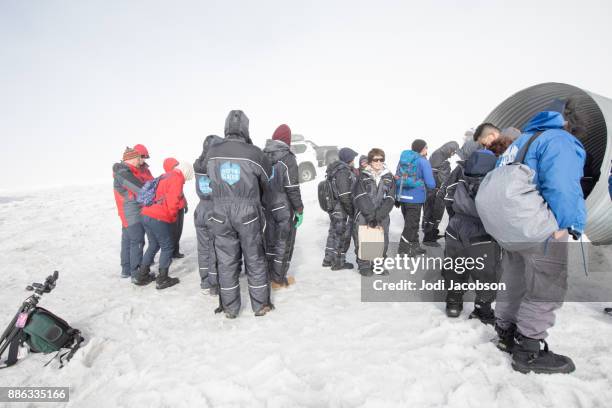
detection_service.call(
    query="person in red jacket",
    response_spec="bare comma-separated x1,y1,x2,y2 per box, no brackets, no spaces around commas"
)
163,158,188,259
134,143,154,182
139,158,194,289
113,147,149,279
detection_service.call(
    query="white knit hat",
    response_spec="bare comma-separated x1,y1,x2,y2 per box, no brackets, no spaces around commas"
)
176,160,194,181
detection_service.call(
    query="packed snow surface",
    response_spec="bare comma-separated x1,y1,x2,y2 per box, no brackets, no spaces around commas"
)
1,180,611,408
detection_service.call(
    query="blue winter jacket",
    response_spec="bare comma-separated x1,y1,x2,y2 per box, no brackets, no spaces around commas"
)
396,154,436,204
497,111,586,234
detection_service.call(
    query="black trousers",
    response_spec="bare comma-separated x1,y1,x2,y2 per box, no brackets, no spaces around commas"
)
422,189,445,240
173,208,185,255
400,203,422,243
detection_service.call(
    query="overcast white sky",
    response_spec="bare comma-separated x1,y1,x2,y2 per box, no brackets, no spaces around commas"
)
1,0,611,191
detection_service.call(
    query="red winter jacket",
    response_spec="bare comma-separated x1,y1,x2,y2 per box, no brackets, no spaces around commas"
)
141,169,186,223
163,158,187,210
113,162,148,228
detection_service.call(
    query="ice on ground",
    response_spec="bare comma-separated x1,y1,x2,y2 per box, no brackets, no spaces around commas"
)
0,181,611,408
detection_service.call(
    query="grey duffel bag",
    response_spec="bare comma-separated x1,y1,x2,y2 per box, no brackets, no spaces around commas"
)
475,132,559,252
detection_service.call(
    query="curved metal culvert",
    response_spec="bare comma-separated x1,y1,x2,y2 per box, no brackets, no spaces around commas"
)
484,82,612,244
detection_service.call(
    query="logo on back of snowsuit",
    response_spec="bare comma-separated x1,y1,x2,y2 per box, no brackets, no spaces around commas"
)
197,175,212,194
220,162,241,186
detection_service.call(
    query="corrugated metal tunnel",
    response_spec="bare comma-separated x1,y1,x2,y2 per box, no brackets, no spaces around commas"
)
484,82,612,244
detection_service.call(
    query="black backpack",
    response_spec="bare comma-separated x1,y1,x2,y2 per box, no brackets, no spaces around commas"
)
318,178,337,213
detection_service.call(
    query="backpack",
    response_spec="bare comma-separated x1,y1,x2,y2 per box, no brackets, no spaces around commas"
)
3,307,83,369
475,132,559,252
396,150,424,190
137,175,164,206
318,178,337,213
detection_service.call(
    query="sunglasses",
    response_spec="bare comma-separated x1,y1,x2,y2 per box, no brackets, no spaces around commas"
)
371,158,385,163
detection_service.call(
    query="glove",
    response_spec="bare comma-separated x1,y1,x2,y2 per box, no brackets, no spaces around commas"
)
294,212,304,228
394,200,401,208
365,213,377,228
184,205,189,214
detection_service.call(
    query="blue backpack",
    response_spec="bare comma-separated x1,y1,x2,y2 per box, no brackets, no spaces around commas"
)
396,150,424,190
137,176,164,206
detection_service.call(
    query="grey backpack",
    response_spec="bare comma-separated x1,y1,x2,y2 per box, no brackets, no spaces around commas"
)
475,132,559,252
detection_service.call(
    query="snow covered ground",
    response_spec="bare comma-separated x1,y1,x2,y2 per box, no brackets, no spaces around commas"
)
1,178,612,408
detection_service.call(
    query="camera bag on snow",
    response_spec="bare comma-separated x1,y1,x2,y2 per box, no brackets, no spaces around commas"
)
2,307,83,369
475,131,559,252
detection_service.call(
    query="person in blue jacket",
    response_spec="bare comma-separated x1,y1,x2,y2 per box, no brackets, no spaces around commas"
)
494,108,586,375
395,139,436,256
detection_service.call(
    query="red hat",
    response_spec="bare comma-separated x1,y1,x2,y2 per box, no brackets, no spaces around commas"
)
163,157,179,173
134,144,150,158
272,124,291,146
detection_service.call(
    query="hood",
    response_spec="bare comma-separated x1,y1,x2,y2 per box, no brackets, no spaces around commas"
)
429,141,459,168
263,139,291,164
464,150,497,176
163,157,179,173
194,135,223,173
224,110,251,143
522,111,565,133
326,160,351,178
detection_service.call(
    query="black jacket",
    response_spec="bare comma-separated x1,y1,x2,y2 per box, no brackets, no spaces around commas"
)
353,167,396,223
326,160,356,216
263,139,303,212
429,141,459,188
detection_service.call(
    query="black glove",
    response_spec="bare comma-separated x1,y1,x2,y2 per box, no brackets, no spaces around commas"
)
394,201,401,208
365,213,377,228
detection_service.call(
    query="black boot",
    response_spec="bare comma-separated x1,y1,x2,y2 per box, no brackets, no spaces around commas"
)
322,258,333,267
359,266,374,277
172,251,185,259
156,268,180,290
397,240,411,256
331,255,353,271
445,300,463,318
469,301,495,325
494,322,516,354
131,265,154,286
412,243,427,255
511,333,576,374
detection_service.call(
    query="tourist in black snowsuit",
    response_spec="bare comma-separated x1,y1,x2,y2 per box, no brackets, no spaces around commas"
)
263,124,304,288
352,148,396,276
323,148,358,270
442,149,501,324
422,141,459,245
193,134,224,295
203,110,273,318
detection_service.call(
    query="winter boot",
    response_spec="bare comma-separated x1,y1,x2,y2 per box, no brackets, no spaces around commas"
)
331,254,353,271
494,322,516,354
511,333,576,374
469,301,495,325
445,293,463,318
155,268,180,290
359,266,374,277
271,276,296,290
322,257,333,267
131,265,154,286
201,286,219,296
445,301,463,318
254,304,275,317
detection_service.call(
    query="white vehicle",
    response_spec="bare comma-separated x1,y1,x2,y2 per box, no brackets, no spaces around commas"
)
290,139,319,183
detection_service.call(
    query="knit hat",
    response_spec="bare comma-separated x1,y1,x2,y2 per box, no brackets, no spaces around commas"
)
411,139,427,154
359,155,368,167
338,147,358,163
272,124,292,146
163,157,179,173
133,144,150,158
122,147,140,161
175,160,194,181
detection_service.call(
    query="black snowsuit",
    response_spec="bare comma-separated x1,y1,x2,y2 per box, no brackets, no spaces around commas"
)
323,160,356,267
263,139,304,285
443,150,501,303
352,167,396,272
423,141,458,241
193,135,224,290
204,111,272,315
